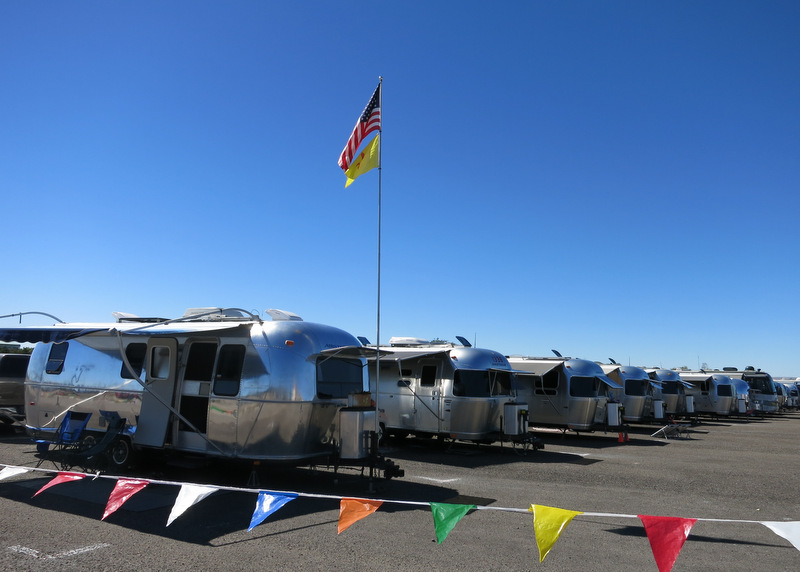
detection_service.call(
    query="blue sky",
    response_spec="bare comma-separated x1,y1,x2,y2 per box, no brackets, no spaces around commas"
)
1,2,798,375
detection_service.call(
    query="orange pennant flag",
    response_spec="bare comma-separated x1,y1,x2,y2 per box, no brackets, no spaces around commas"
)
338,498,383,534
638,514,697,572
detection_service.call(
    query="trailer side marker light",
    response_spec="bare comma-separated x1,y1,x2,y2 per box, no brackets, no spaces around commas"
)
285,340,294,346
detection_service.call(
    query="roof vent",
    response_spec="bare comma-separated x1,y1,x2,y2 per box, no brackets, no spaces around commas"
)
265,309,303,321
183,307,245,320
389,337,429,347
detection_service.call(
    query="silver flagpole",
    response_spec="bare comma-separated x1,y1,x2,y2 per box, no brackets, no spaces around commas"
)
375,76,383,444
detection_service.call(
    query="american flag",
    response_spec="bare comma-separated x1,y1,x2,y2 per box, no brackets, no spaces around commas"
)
338,83,381,172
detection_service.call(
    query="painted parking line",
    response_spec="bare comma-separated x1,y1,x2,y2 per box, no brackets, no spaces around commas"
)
8,543,110,559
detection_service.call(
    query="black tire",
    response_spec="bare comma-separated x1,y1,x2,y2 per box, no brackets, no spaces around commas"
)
109,437,133,468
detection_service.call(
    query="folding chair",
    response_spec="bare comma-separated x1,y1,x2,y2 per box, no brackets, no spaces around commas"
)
35,411,92,465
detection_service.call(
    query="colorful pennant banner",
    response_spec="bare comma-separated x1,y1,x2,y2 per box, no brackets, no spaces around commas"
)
3,462,799,571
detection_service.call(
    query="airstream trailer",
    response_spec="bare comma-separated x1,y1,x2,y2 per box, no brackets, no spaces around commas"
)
506,356,622,431
646,368,693,417
0,308,401,476
676,371,734,415
368,337,527,443
727,376,751,414
0,353,30,424
719,367,779,413
600,364,659,422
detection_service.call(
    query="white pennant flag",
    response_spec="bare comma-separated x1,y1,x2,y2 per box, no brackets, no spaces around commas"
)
761,521,800,551
167,484,219,526
0,466,32,481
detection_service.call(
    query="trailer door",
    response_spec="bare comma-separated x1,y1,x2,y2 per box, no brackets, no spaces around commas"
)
413,359,442,433
134,338,178,448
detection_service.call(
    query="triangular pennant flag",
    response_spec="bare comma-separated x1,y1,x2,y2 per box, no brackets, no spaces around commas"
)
166,484,219,526
33,472,85,497
530,504,584,562
638,514,697,572
430,502,476,544
102,479,149,520
761,521,800,552
338,498,383,534
0,466,32,481
248,491,297,531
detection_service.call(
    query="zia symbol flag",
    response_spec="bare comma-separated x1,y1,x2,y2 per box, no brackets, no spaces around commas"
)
344,134,380,188
530,504,584,562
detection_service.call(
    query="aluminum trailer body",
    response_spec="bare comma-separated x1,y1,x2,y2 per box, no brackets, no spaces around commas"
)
369,338,518,441
677,371,735,415
1,308,375,465
507,357,621,431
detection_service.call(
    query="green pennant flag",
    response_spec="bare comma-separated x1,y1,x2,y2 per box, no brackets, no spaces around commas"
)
430,502,476,544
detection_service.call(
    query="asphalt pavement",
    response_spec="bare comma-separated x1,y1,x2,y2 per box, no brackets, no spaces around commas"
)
0,412,799,571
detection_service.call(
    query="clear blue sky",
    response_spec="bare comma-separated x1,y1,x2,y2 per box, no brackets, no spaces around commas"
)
2,2,798,375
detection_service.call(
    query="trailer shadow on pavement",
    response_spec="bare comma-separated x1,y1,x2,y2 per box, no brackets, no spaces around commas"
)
0,463,457,546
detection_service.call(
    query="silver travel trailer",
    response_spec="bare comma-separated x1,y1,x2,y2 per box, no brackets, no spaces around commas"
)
0,308,401,476
368,337,530,443
719,367,779,413
645,368,694,417
599,363,659,422
728,376,751,414
676,371,735,415
507,356,622,431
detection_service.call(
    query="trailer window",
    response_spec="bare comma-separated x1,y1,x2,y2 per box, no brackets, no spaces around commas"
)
660,381,679,394
316,357,363,399
213,345,245,397
491,371,513,396
624,379,649,396
717,384,733,397
186,342,218,381
45,343,68,375
120,343,147,379
420,365,437,387
569,376,598,397
453,370,490,397
534,369,559,396
0,355,29,378
744,375,775,395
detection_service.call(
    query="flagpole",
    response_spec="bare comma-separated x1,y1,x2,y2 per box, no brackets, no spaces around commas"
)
375,76,383,447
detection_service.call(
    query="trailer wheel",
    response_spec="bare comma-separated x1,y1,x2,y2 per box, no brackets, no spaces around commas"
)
109,437,133,468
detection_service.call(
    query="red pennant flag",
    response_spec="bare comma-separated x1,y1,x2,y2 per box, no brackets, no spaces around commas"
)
102,479,149,520
33,472,85,497
638,514,697,572
338,498,383,534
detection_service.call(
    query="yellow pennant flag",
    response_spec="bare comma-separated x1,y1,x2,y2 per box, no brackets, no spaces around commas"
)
344,133,380,188
530,504,584,562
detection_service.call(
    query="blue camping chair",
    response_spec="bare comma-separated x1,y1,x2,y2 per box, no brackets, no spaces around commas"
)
35,411,92,455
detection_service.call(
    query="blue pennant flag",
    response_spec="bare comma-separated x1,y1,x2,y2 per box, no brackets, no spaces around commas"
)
248,492,298,531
